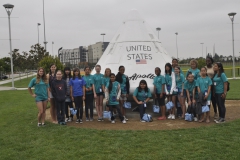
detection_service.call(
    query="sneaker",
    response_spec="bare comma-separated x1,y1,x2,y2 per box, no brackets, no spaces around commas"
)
171,115,175,120
76,119,80,123
37,123,41,127
90,118,93,121
98,118,101,122
140,120,146,122
60,122,66,125
214,113,218,119
41,123,46,126
167,114,172,119
194,117,198,122
101,118,104,121
65,118,69,122
214,118,221,122
111,120,115,124
124,116,128,121
79,119,83,124
158,116,166,120
122,119,126,124
216,118,225,124
68,117,73,122
86,118,89,121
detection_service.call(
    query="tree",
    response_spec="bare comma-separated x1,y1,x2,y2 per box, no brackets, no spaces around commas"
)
196,57,206,69
0,57,11,73
29,44,49,69
38,56,64,73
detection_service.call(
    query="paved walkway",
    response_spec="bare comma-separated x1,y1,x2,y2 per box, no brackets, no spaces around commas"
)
0,73,36,91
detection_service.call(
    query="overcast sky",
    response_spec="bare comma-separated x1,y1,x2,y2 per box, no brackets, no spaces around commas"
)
0,0,239,59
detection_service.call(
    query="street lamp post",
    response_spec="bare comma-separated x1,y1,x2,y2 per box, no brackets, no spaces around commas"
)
175,32,178,59
52,41,54,56
37,23,41,44
101,33,106,53
156,27,161,39
228,12,237,79
3,3,15,89
200,43,204,58
43,0,47,51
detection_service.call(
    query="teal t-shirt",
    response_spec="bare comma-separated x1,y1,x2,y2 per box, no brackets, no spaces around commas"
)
153,75,165,94
187,68,200,80
165,73,173,92
133,88,151,102
175,73,185,92
93,73,104,93
213,73,228,94
120,74,127,94
106,81,119,105
196,76,212,100
102,77,110,87
28,77,49,101
83,75,94,95
184,80,197,98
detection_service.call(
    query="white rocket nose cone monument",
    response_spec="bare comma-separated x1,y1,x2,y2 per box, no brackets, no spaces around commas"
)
93,9,172,94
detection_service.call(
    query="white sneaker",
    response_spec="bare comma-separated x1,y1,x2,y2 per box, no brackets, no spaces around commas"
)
171,115,175,120
140,120,146,122
65,118,69,122
194,117,198,122
167,114,172,119
124,116,128,121
111,120,115,124
68,117,73,122
122,120,126,124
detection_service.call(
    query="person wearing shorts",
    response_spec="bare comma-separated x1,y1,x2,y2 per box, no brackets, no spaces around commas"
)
28,67,50,127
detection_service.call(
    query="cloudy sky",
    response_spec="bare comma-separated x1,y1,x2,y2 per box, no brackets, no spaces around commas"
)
0,0,239,59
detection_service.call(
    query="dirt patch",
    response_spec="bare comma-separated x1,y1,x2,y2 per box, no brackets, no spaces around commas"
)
45,100,240,130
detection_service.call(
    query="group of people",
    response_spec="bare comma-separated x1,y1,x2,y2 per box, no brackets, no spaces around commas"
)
28,57,228,127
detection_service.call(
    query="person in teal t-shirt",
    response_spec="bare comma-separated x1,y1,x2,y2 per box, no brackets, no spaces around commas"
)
153,67,166,120
174,66,186,119
93,65,104,121
196,67,212,123
105,73,126,124
28,67,50,127
213,62,228,123
184,73,198,121
133,80,152,122
186,59,200,81
116,66,130,121
83,66,94,121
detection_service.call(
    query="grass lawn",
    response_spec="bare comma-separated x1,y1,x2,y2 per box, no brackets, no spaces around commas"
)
0,90,240,159
0,75,35,88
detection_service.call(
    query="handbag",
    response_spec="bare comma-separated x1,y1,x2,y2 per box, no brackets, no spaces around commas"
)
103,111,112,119
202,105,209,113
70,108,77,115
166,102,172,110
187,103,196,114
124,102,131,109
142,113,153,122
185,113,193,121
152,99,160,113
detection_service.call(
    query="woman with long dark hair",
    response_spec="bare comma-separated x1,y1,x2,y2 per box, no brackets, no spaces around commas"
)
213,62,228,123
69,68,86,123
133,80,151,122
206,56,218,119
115,66,130,121
62,67,73,122
28,67,50,126
47,64,57,124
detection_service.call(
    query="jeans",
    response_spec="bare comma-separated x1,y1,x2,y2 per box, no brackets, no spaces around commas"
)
138,102,146,119
215,93,226,119
74,96,83,119
85,93,94,118
55,100,65,123
65,101,73,118
108,104,124,121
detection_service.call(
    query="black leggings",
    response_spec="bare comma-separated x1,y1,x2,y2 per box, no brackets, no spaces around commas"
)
65,101,73,118
108,105,124,121
211,85,217,113
74,96,83,119
85,94,94,118
55,100,65,123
